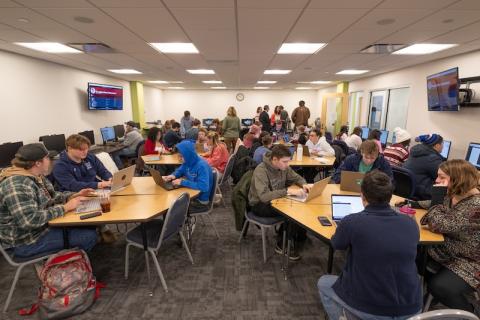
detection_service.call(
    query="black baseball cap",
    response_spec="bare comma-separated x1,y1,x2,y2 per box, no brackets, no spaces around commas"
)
15,143,56,161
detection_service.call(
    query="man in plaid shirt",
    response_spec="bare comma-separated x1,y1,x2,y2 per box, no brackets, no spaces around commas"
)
0,143,97,258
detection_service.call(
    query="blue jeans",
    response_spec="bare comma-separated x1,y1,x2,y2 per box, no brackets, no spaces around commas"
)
13,228,97,258
112,148,136,169
317,275,420,320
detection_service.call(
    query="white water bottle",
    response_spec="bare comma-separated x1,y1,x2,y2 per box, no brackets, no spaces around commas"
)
296,144,303,161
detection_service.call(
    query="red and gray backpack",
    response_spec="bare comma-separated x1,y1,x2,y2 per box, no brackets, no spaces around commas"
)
20,249,104,319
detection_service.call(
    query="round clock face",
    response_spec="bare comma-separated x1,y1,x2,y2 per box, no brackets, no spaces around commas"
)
236,93,244,102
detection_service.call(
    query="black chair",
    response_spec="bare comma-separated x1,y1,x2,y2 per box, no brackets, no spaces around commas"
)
392,166,417,199
0,142,23,168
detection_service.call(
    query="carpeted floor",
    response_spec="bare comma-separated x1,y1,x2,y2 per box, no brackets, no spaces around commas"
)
0,189,345,320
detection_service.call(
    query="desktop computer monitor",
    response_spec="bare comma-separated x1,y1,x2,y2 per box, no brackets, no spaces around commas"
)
440,140,451,159
78,130,95,145
361,127,369,140
100,127,115,143
241,118,253,127
202,118,214,127
113,124,125,140
380,130,389,146
465,142,480,169
39,134,66,153
0,141,23,168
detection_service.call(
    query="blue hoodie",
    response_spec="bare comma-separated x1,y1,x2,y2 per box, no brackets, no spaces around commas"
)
52,151,112,192
173,141,213,202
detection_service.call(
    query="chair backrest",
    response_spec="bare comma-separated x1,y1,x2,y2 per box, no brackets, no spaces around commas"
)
135,143,146,173
392,166,416,199
135,140,145,157
157,192,191,250
208,169,218,205
220,154,236,185
95,152,119,174
407,309,480,320
0,242,16,266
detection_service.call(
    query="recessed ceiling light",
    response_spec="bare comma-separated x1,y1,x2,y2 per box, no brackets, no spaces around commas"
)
148,80,169,84
187,69,215,74
264,69,291,75
277,43,327,54
253,86,270,89
150,42,199,54
376,18,395,26
211,86,226,89
392,43,457,55
297,80,332,84
167,87,184,89
257,80,277,84
17,18,29,23
295,87,313,90
202,80,222,84
108,69,142,74
74,16,95,24
15,42,81,53
336,69,369,75
170,81,184,84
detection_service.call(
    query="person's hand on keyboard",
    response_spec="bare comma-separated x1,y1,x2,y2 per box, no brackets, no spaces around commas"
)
98,180,112,189
287,187,306,197
302,184,312,194
163,175,176,182
64,196,88,212
72,188,96,199
172,178,182,186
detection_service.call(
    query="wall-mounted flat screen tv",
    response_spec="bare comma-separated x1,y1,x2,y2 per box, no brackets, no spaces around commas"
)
88,83,123,110
426,67,459,111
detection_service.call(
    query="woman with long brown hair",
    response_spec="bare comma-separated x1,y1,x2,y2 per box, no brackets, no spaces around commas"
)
203,131,229,177
222,106,241,153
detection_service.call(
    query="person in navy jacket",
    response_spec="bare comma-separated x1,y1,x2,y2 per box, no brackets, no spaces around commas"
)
318,170,422,319
53,134,112,191
331,140,393,184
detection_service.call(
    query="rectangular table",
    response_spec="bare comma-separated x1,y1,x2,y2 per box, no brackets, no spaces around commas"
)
289,154,335,167
142,154,183,166
113,177,169,196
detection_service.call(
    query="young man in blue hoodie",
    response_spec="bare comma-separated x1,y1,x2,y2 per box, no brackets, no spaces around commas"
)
163,140,213,212
318,170,422,319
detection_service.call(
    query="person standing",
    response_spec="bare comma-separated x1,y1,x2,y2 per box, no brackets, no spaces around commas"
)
180,110,194,137
222,106,241,153
259,105,271,132
291,100,310,129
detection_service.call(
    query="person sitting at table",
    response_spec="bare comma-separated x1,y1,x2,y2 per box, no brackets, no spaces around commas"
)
196,128,209,153
383,127,411,167
420,159,480,312
271,119,286,141
111,121,143,169
344,126,362,151
185,118,201,141
0,143,97,258
144,127,169,155
305,128,335,157
335,125,348,141
249,123,262,139
163,121,182,149
368,129,384,154
203,132,229,178
293,125,308,145
253,134,273,165
318,170,422,320
331,140,393,184
163,140,213,213
248,144,311,260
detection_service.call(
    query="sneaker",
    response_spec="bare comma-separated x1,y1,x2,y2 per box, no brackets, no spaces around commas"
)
100,230,118,243
274,244,284,255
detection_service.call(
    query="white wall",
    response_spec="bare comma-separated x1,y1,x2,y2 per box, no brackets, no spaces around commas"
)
348,50,480,159
0,50,133,145
143,85,163,122
160,89,319,123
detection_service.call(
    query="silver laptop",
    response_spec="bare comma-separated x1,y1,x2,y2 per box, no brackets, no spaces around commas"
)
286,176,331,203
110,165,135,194
331,194,364,222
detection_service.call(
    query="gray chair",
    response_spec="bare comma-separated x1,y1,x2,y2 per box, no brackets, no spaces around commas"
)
238,210,284,263
0,244,54,312
408,309,479,320
124,192,193,292
188,169,220,239
216,154,236,207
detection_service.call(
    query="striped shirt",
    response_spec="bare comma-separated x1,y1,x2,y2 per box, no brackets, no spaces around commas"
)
384,143,410,167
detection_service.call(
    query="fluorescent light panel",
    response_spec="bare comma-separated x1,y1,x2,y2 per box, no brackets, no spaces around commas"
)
187,69,215,74
392,43,457,55
211,86,226,89
264,69,291,75
108,69,142,74
295,87,314,90
149,42,199,54
297,81,332,84
253,86,270,89
336,69,369,75
148,80,169,84
257,80,277,84
167,86,184,89
278,43,327,54
15,42,81,53
202,80,222,84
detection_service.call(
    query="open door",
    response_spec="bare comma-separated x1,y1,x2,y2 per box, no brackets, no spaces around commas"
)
321,92,349,136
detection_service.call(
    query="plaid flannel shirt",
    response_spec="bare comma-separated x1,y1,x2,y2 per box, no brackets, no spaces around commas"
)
0,174,73,248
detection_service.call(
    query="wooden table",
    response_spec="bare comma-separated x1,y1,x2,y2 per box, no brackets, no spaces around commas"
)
289,154,335,167
142,154,183,166
271,184,444,274
113,177,169,196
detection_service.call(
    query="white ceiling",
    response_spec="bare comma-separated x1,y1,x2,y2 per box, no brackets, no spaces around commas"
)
1,0,480,89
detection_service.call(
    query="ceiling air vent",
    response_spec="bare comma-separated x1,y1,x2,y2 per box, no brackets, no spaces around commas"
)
68,43,116,53
360,44,405,54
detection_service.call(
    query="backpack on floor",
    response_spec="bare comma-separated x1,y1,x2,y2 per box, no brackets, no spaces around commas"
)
20,249,104,319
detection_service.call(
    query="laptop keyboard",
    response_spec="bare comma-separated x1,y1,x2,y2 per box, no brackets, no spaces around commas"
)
76,198,101,214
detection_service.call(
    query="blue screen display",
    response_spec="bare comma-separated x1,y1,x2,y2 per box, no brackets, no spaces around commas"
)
100,127,115,142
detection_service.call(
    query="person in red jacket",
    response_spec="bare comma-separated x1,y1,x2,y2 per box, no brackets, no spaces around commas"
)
203,131,229,177
144,127,169,155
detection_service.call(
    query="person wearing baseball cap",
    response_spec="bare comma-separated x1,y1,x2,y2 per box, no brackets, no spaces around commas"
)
111,120,143,169
384,127,412,167
0,143,97,258
404,133,445,200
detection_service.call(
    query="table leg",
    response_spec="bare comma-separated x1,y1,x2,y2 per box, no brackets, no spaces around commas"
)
141,223,153,296
62,228,69,249
327,245,334,274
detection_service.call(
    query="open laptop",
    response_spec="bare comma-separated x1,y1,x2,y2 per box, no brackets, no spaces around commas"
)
440,140,451,159
331,194,364,222
149,168,181,191
286,177,331,203
110,165,136,194
340,171,365,193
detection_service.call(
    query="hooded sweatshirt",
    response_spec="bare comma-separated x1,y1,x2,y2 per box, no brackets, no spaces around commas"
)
404,144,444,200
248,152,306,206
53,151,112,192
173,141,213,203
0,167,72,248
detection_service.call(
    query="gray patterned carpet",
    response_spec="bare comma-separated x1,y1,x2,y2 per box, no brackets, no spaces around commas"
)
0,189,345,319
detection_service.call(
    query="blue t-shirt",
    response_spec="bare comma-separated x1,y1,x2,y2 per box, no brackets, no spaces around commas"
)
253,146,269,165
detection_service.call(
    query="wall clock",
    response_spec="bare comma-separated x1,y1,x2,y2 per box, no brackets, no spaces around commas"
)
236,92,245,102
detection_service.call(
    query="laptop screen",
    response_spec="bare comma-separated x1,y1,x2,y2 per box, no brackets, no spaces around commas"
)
440,140,451,159
465,142,480,169
380,130,389,145
331,195,364,221
361,127,369,140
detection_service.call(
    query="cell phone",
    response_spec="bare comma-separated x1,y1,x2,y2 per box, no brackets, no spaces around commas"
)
318,216,332,226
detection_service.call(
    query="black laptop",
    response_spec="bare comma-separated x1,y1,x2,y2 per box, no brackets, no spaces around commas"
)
149,168,181,191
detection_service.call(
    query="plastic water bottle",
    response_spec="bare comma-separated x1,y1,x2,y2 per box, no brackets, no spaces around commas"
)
296,144,303,161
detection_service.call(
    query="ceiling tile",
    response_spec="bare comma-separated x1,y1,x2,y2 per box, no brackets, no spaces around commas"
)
15,0,93,8
163,0,233,8
89,0,165,8
308,0,382,9
448,0,480,10
377,0,457,9
0,0,21,7
238,0,309,9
